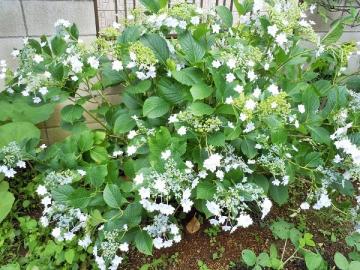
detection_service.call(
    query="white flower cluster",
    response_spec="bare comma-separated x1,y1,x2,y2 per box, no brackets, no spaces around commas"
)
206,183,272,233
258,145,291,186
203,144,253,181
0,141,26,178
36,170,89,243
137,154,199,215
93,229,129,270
144,214,181,249
6,21,91,103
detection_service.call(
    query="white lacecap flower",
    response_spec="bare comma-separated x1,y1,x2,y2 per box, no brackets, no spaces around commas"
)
177,126,187,136
298,104,305,114
234,84,244,93
119,242,129,252
36,185,48,196
212,60,222,69
134,173,144,185
112,60,123,71
203,153,222,172
161,149,171,160
168,114,178,123
127,130,137,139
206,201,221,216
267,25,278,37
236,214,253,228
87,56,99,69
226,73,236,83
267,84,279,95
300,202,310,210
127,145,137,156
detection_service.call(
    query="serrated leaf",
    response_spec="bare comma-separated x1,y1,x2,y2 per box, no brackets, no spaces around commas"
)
143,96,170,118
135,230,153,255
179,31,205,64
190,82,213,101
103,184,125,208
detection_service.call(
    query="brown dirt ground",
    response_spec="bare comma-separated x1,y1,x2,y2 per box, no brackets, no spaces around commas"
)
124,205,351,270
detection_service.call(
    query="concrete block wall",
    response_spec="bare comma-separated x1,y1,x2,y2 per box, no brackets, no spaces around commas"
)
0,0,359,144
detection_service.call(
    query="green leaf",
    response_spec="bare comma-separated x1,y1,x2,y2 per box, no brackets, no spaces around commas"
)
103,184,124,208
334,252,349,270
0,263,20,270
0,99,56,124
269,185,289,206
242,249,257,266
125,80,152,94
321,19,344,45
302,87,320,114
117,25,143,43
139,0,166,13
304,252,325,270
101,62,126,87
215,6,233,27
208,132,225,147
157,78,190,104
270,220,293,240
114,113,136,134
0,122,40,148
85,164,108,187
90,146,108,164
0,183,14,223
240,139,257,158
349,261,360,270
135,230,153,255
141,33,169,64
172,67,203,86
178,31,205,64
189,102,215,116
257,253,271,267
308,126,331,145
64,249,75,264
51,36,67,56
68,188,92,208
190,82,213,101
143,96,170,118
77,131,94,152
304,152,323,168
196,181,216,200
61,104,84,124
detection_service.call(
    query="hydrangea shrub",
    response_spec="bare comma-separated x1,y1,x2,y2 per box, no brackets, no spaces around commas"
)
1,0,360,268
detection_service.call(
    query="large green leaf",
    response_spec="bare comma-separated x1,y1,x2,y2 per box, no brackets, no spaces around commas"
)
103,184,125,208
85,164,108,187
68,188,92,208
61,104,84,124
157,78,190,104
141,33,169,64
0,122,40,148
189,102,215,116
172,67,203,86
139,0,167,13
178,31,205,64
143,96,170,118
125,80,152,94
51,36,67,56
308,126,331,145
101,62,126,87
321,19,344,45
135,230,153,255
0,182,15,223
190,82,213,101
0,99,56,124
117,25,143,43
196,180,216,200
215,6,233,27
113,113,136,134
269,184,289,206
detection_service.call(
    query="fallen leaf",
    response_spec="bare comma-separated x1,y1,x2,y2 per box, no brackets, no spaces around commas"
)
186,215,200,234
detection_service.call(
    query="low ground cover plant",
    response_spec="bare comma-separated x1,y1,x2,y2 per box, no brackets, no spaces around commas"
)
0,0,360,269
